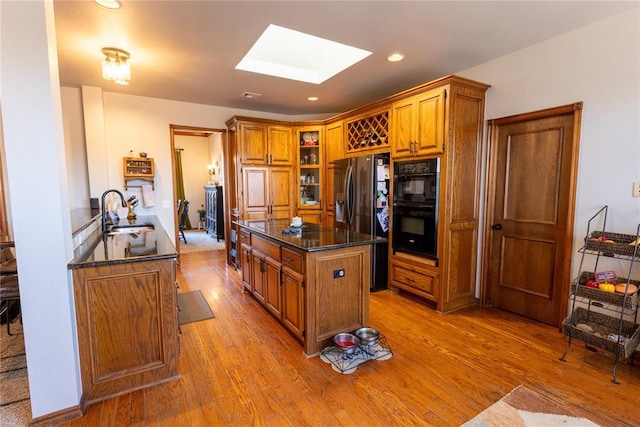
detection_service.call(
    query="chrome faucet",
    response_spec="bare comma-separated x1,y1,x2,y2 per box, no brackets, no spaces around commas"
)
101,189,127,232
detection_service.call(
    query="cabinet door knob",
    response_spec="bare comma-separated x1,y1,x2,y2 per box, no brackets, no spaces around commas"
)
492,224,503,230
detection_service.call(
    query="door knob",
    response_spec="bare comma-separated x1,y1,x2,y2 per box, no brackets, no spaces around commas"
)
492,224,503,230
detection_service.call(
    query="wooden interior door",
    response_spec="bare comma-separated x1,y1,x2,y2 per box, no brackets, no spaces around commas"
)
482,103,582,327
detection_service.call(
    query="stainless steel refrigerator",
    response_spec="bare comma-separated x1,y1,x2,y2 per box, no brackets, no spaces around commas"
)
333,153,390,291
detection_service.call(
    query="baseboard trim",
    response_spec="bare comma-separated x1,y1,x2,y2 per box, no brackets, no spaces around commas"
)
30,401,84,426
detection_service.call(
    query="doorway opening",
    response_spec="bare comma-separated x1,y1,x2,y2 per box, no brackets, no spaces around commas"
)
169,125,227,254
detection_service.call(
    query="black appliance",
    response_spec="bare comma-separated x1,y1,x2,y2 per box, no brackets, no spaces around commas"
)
392,158,440,261
333,153,390,292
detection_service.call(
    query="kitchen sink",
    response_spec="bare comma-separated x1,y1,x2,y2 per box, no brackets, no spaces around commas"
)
106,224,155,235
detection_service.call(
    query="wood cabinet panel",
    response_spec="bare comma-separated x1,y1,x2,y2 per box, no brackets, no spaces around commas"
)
282,268,304,340
391,99,414,157
270,167,294,219
268,125,294,165
242,167,293,220
296,209,321,225
240,123,268,165
389,257,439,302
241,244,252,292
73,258,179,404
391,87,445,158
88,271,163,379
281,247,303,273
243,167,268,218
441,226,478,311
264,257,282,318
310,248,368,343
251,249,267,304
252,234,281,261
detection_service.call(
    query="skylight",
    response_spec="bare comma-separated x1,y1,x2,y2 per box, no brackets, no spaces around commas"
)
236,24,372,84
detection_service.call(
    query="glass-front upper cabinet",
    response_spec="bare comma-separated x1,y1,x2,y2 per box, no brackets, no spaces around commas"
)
296,126,323,212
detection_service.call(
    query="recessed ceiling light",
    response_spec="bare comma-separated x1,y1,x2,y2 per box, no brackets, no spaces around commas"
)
387,53,405,62
95,0,122,9
307,97,319,102
236,24,372,84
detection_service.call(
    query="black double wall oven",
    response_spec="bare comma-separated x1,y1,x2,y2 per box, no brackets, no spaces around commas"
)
392,158,440,262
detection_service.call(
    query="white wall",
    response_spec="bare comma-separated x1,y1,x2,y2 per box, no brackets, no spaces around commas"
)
1,0,81,418
60,87,90,210
175,134,209,227
62,89,318,242
459,7,640,281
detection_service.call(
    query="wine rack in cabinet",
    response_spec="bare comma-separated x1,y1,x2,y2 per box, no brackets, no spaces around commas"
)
560,205,640,384
345,110,389,154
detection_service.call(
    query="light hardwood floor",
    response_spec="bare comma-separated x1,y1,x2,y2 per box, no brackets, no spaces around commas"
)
61,250,640,426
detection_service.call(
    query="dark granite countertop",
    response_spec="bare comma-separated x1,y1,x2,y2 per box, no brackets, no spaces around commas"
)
68,215,177,269
234,219,386,252
70,208,101,235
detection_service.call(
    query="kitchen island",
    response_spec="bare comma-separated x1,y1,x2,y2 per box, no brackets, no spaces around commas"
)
235,219,386,356
68,215,180,407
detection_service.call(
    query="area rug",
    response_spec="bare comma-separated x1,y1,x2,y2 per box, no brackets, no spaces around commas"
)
462,385,599,426
179,230,225,254
177,290,215,325
0,321,32,426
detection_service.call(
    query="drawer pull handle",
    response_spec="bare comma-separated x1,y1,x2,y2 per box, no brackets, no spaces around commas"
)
406,278,415,283
283,256,293,262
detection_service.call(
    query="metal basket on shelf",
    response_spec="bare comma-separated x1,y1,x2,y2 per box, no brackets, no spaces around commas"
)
585,231,639,258
572,271,640,310
562,307,640,358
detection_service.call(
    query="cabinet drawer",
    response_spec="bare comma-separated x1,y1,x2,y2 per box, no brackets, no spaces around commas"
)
390,260,438,300
281,247,303,273
251,235,280,261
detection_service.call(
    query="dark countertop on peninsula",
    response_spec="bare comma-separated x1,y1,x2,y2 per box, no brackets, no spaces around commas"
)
234,219,386,251
68,215,177,269
71,208,101,235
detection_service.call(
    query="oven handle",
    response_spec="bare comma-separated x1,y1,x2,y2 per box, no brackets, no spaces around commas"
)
345,163,354,225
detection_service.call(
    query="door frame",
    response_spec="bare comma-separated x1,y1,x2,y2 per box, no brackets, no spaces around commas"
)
169,124,227,251
479,102,583,326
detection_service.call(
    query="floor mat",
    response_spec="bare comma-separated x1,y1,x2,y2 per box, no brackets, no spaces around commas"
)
177,290,215,325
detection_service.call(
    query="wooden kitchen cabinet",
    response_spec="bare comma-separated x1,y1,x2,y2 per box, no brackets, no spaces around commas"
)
324,120,344,223
227,116,295,226
389,256,439,303
72,258,179,404
236,222,372,354
251,248,280,309
389,76,489,312
282,267,305,340
391,87,446,158
242,166,294,220
236,120,294,166
296,125,323,223
240,229,252,292
240,230,306,342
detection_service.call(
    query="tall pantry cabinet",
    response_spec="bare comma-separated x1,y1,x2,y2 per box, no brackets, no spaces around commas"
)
389,76,490,312
225,117,295,222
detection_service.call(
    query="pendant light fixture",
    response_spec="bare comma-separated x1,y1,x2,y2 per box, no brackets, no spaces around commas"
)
101,47,131,85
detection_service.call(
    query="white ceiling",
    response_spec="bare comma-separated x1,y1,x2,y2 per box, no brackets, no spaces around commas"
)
53,1,638,116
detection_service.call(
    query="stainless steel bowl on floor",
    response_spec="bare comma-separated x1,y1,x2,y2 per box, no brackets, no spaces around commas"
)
355,327,379,346
334,333,360,354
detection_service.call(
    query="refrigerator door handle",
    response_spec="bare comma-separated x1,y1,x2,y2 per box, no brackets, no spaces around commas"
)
345,164,355,225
